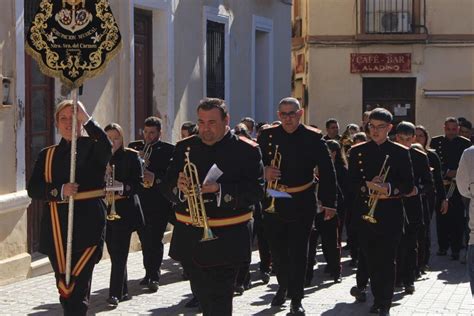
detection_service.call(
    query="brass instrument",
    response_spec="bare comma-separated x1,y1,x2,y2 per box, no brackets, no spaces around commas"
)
141,143,153,188
183,151,217,242
264,145,282,213
106,164,121,221
362,155,390,224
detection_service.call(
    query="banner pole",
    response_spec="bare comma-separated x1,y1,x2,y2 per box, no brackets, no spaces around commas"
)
65,88,79,287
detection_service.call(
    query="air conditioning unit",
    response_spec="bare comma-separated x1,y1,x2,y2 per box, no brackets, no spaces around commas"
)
366,11,412,33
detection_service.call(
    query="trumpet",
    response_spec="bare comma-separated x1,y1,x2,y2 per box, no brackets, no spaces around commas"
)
183,151,217,242
106,164,121,221
264,145,282,213
362,155,390,224
141,143,153,188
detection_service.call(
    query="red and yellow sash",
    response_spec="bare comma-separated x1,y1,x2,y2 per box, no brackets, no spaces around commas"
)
44,146,97,298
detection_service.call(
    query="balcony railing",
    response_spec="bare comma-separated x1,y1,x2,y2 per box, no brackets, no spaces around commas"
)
357,0,426,35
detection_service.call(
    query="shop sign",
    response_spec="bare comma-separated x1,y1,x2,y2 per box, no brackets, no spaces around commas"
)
351,53,411,73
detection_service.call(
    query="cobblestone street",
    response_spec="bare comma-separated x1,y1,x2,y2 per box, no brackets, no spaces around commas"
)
0,235,472,315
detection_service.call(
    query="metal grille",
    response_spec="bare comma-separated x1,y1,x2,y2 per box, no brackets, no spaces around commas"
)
206,20,225,100
362,0,424,34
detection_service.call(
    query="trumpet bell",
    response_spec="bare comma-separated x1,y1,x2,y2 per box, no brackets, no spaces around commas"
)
107,214,122,221
362,214,377,224
201,228,218,242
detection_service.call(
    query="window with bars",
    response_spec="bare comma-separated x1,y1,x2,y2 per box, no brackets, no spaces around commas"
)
360,0,425,34
206,20,225,100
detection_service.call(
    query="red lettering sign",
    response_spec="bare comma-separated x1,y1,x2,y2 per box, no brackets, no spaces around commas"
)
350,53,411,73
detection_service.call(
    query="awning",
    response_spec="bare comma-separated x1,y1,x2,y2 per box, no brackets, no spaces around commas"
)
423,90,474,98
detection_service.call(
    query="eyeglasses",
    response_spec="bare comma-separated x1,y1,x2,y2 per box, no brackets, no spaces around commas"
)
368,123,388,131
279,110,300,119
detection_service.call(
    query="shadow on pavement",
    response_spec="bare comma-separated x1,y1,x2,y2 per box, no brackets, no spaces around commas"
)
28,303,62,316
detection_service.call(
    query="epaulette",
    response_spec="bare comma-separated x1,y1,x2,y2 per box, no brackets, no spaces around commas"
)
411,146,427,156
393,141,409,150
176,134,198,146
124,147,139,154
265,124,280,130
304,124,322,134
350,141,367,149
239,135,258,147
431,135,444,141
44,144,58,150
128,140,144,148
457,135,472,144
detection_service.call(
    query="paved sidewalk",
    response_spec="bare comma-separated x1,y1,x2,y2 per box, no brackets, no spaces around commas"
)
0,240,472,315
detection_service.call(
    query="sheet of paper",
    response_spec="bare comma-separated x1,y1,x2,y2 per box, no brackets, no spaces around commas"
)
267,189,292,198
203,164,223,184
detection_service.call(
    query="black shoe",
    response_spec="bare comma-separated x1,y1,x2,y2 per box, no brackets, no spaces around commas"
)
234,285,245,295
120,294,131,302
404,284,415,294
437,249,447,256
333,275,342,283
378,307,390,316
184,296,200,308
451,253,459,260
271,288,287,306
107,296,119,306
139,276,150,285
350,286,366,302
342,244,351,251
304,277,312,287
290,299,305,315
394,280,403,289
260,271,270,284
349,259,358,267
369,304,380,314
147,280,159,292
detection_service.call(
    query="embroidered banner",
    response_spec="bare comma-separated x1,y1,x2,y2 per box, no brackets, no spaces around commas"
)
25,0,122,88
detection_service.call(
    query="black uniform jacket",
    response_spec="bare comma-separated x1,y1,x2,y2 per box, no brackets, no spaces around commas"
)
348,140,415,235
403,147,434,226
27,120,112,257
430,135,472,174
108,147,145,230
257,124,337,221
128,140,174,222
161,131,264,267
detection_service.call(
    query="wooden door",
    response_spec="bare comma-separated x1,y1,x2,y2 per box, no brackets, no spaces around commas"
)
134,8,153,139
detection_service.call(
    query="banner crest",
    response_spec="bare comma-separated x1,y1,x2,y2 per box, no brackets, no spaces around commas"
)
26,0,122,88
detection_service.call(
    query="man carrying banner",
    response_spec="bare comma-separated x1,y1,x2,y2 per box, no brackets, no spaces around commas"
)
27,100,111,315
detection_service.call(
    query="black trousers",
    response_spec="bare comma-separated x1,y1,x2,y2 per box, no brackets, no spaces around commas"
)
264,212,313,300
307,213,341,279
436,194,466,254
254,210,272,273
356,249,369,289
182,261,238,316
106,222,133,298
416,223,427,270
396,224,418,286
137,215,168,281
49,248,100,316
358,229,401,309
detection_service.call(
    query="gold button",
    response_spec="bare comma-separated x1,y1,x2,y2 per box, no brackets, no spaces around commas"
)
358,153,362,156
269,143,272,146
364,200,368,204
269,152,272,155
362,176,366,179
187,147,190,151
360,169,364,172
269,134,273,138
358,161,362,164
